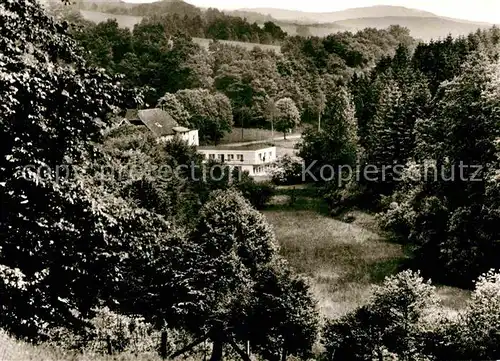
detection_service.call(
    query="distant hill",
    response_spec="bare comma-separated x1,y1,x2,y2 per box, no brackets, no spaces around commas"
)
237,5,438,23
335,16,493,41
236,5,495,41
76,1,495,41
224,9,275,23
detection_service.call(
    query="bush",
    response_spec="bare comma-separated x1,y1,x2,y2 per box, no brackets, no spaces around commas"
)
322,270,436,361
271,155,304,185
234,171,276,209
325,180,371,216
323,270,500,361
47,308,160,355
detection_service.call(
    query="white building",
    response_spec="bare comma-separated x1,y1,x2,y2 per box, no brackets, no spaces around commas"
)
198,143,277,177
124,108,199,146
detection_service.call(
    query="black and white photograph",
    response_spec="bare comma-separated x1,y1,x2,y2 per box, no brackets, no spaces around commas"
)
1,0,499,359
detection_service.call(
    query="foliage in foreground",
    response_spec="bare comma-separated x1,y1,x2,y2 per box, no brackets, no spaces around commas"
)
1,3,316,361
0,0,139,339
323,270,500,361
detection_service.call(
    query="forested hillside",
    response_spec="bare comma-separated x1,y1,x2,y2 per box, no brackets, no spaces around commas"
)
66,11,415,134
67,0,496,41
2,0,500,360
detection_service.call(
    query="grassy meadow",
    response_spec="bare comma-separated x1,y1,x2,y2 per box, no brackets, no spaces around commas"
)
263,185,471,319
192,38,281,54
0,331,161,361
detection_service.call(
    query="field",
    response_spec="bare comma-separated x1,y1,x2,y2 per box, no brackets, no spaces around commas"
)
0,331,159,361
192,38,281,54
78,11,281,54
263,186,471,319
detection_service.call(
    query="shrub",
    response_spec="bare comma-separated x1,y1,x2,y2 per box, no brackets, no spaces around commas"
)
271,155,304,185
322,270,436,361
234,171,276,209
47,308,160,355
325,180,369,216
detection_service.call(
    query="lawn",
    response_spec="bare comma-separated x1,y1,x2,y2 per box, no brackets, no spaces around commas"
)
274,138,300,157
0,331,167,361
262,186,470,319
219,128,301,144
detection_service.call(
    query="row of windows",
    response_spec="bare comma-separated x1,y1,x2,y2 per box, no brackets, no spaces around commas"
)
207,154,244,161
254,164,274,174
258,151,273,162
205,151,274,163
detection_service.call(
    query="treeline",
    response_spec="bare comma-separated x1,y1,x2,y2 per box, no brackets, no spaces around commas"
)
142,10,287,44
284,25,415,69
74,0,288,44
297,27,500,288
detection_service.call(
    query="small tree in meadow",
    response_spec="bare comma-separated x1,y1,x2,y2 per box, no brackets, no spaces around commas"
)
275,98,300,140
459,270,500,359
323,270,437,361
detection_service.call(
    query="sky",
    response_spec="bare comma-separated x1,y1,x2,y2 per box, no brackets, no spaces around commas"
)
177,0,500,24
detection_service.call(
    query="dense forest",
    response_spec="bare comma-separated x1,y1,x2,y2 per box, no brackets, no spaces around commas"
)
1,0,500,360
54,0,288,44
68,12,415,136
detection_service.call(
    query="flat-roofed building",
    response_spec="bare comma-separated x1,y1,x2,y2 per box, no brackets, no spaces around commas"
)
197,143,277,176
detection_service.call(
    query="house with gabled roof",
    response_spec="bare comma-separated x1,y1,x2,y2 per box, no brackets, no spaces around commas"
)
123,108,199,146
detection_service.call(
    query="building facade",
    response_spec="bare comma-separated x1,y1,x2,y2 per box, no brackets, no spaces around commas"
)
158,127,199,147
124,108,199,146
197,144,277,177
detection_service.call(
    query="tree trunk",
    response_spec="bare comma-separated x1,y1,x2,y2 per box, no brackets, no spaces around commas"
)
160,331,168,360
209,339,223,361
227,337,251,361
106,335,113,355
283,132,287,140
169,334,208,359
318,112,322,132
281,346,287,361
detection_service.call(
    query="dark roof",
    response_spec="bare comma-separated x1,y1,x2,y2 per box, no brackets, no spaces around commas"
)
125,108,180,137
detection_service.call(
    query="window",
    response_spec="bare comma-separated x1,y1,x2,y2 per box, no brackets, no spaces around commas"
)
237,154,244,162
228,154,235,161
209,154,215,160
